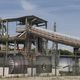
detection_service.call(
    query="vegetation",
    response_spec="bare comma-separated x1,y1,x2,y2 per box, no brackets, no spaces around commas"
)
59,49,73,55
31,48,73,55
48,49,73,55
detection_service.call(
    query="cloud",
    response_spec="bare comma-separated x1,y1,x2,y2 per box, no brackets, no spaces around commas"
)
42,4,80,14
20,0,80,17
20,0,54,19
21,0,36,11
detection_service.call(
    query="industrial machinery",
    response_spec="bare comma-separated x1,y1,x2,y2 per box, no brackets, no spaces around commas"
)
0,53,28,74
0,15,80,76
28,27,80,47
8,53,28,74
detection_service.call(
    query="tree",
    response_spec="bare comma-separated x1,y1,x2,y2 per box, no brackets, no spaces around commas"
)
48,49,73,55
59,49,73,55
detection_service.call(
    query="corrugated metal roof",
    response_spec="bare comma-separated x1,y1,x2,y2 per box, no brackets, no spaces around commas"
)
2,15,47,24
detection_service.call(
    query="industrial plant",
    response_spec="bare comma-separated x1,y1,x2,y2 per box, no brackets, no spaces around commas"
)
0,15,80,77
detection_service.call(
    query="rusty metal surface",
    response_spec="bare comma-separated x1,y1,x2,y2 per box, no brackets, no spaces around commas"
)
29,27,80,47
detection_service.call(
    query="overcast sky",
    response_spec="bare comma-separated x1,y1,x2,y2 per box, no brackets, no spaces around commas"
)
0,0,80,50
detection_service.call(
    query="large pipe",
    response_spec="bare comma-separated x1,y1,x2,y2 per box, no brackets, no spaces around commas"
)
28,27,80,47
0,54,28,74
8,54,28,74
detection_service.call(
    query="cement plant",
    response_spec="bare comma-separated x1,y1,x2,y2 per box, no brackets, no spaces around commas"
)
0,15,80,80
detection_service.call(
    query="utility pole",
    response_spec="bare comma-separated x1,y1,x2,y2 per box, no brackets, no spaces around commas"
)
52,22,58,76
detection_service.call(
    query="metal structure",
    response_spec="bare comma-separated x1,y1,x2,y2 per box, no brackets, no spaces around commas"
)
0,53,28,74
51,22,58,76
28,27,80,47
0,15,80,77
0,15,48,76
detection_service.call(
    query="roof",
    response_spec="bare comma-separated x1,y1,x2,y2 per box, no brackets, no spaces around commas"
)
2,15,47,24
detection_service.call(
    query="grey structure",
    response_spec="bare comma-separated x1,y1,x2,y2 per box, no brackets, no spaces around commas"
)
0,15,79,77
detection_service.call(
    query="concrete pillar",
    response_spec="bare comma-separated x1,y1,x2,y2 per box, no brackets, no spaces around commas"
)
4,67,9,77
0,67,9,77
0,67,3,76
27,68,36,76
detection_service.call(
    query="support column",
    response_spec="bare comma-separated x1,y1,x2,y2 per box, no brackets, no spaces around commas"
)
44,22,48,55
45,22,48,55
52,22,58,76
25,18,31,55
73,47,79,75
3,21,9,77
25,18,33,76
5,21,8,61
1,21,4,36
14,40,16,54
35,37,38,55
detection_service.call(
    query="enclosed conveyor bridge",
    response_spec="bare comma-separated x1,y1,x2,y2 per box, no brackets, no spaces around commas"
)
28,27,80,47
